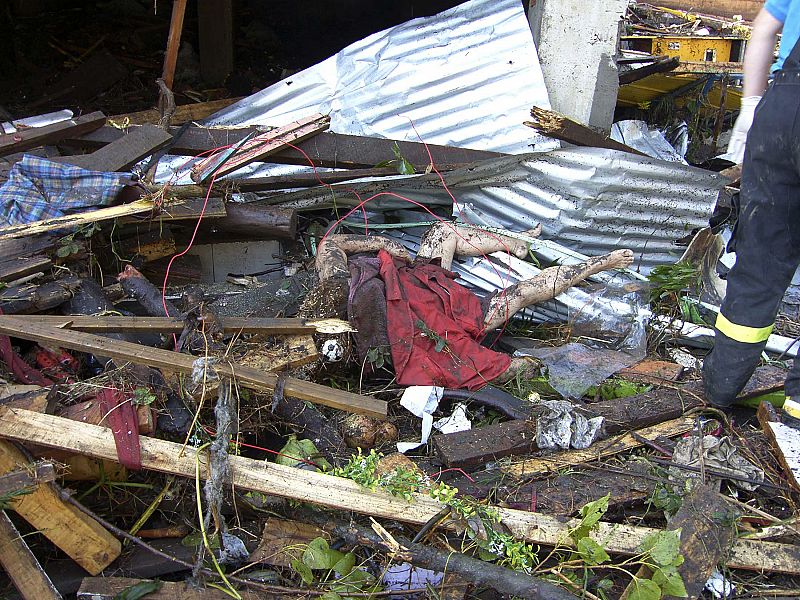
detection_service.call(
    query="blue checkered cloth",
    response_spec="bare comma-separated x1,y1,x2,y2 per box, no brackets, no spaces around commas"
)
0,154,133,227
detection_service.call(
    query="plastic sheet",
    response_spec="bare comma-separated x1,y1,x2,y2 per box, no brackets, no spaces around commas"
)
534,400,604,450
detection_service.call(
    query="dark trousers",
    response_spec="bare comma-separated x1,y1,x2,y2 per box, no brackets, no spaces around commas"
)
703,55,800,406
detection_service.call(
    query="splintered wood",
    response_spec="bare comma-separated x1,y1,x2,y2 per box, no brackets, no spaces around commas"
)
1,407,799,575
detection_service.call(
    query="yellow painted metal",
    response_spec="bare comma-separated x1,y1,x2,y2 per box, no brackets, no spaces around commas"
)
622,35,740,62
617,73,741,110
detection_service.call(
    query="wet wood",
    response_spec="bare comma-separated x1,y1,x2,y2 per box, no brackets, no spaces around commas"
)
197,203,297,241
0,255,51,283
1,407,798,574
0,112,105,158
0,278,80,315
0,318,387,417
0,510,63,600
433,419,537,469
0,439,121,574
618,359,685,385
0,386,55,414
0,461,56,495
112,98,244,126
116,227,177,263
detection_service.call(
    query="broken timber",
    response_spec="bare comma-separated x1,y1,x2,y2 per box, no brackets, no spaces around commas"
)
0,510,63,600
1,407,798,575
500,417,695,477
0,461,56,495
191,113,331,182
0,318,385,417
0,439,121,574
3,314,328,334
757,401,800,492
54,124,173,172
66,126,505,170
0,111,106,158
525,106,646,156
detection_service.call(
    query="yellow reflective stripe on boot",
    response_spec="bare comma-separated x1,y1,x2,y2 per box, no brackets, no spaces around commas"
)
715,313,774,343
785,397,800,419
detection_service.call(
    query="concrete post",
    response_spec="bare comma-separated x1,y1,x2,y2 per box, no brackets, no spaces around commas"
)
529,0,628,132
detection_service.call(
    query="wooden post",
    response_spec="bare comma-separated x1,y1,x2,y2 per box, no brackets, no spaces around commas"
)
162,0,189,90
198,0,234,86
0,510,62,600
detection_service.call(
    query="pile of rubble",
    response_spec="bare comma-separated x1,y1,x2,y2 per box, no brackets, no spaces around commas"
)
0,1,798,600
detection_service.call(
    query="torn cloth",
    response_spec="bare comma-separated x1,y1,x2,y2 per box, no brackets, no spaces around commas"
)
378,250,510,389
0,155,132,227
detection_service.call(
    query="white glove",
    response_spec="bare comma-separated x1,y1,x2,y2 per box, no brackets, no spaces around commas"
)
726,95,762,164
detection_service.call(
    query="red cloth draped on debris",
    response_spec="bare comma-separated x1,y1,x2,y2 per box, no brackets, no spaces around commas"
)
378,250,510,390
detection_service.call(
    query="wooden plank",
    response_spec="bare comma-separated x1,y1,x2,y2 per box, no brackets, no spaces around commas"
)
433,420,537,469
501,417,695,477
525,106,646,156
127,197,227,222
1,407,798,574
757,402,800,492
618,359,685,385
198,0,234,86
54,124,173,172
78,577,271,600
67,127,506,170
0,461,56,495
0,510,63,600
0,112,106,158
0,255,51,283
0,386,54,414
162,0,189,90
111,98,244,126
0,439,121,574
191,114,330,182
0,318,386,417
3,315,316,334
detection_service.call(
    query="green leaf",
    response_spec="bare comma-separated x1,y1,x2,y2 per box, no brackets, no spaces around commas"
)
652,566,688,597
434,338,446,352
571,494,610,541
374,159,395,168
113,580,163,600
331,568,378,596
627,577,662,600
56,245,72,258
397,157,415,175
181,530,220,549
577,537,610,565
302,536,344,570
276,436,331,471
321,593,343,600
332,552,356,576
646,530,682,566
291,558,315,585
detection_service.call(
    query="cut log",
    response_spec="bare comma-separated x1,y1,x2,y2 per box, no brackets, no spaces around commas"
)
197,203,297,241
0,318,386,416
0,439,121,574
1,407,798,575
118,264,179,317
0,112,105,158
0,510,62,600
757,401,800,492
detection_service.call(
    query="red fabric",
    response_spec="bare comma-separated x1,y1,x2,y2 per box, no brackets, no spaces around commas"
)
0,309,54,387
97,387,142,470
378,250,510,390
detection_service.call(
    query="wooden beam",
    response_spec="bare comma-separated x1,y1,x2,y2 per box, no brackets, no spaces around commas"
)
0,318,386,417
0,197,225,241
191,114,331,182
0,461,56,495
111,98,244,126
0,439,121,574
198,0,234,87
162,0,188,90
0,112,106,158
2,314,317,334
619,56,680,84
0,407,798,574
0,255,51,283
433,419,537,469
501,417,695,477
525,106,646,156
0,510,62,600
66,127,506,170
53,124,173,172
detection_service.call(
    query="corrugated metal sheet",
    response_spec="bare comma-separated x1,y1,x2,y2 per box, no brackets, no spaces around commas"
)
205,0,554,155
277,147,727,273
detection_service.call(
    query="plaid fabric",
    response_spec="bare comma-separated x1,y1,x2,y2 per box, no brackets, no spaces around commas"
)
0,154,132,227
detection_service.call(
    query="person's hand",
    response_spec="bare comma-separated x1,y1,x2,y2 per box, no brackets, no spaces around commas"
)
726,96,762,164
